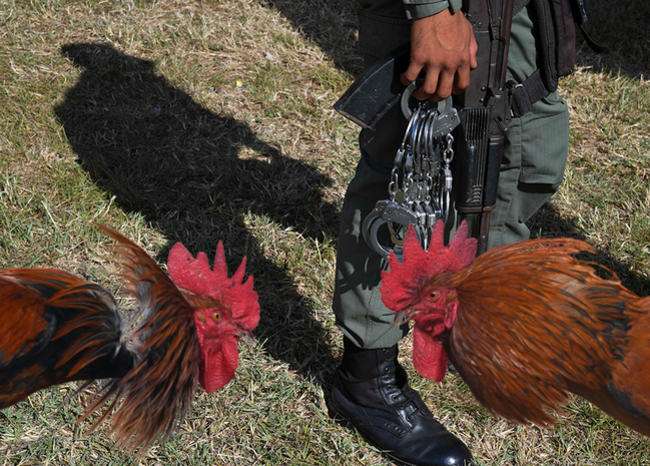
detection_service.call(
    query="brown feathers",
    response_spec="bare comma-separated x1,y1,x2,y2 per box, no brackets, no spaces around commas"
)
0,271,124,409
88,225,199,450
0,227,200,450
449,238,650,434
0,276,50,367
383,233,650,436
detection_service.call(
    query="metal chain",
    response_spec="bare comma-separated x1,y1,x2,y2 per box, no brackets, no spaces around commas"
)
387,100,456,247
361,94,460,257
442,132,455,223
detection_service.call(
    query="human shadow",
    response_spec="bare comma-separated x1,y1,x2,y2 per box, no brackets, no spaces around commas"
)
260,0,362,75
530,203,650,296
54,43,339,384
577,0,650,79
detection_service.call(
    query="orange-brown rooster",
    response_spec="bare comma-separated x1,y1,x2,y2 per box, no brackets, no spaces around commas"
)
0,226,259,449
380,220,650,436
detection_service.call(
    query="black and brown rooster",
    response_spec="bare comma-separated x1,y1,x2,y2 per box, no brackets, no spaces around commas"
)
0,226,260,449
381,221,650,436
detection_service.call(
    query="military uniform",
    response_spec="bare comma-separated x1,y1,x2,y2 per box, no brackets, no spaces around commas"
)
333,0,570,349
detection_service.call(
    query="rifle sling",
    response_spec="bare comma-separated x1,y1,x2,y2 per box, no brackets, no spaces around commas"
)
505,0,606,118
508,70,551,117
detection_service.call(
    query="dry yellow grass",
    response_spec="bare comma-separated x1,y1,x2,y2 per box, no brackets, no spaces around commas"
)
0,0,648,464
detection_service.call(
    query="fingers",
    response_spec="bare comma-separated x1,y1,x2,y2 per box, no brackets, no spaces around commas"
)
405,65,463,101
402,60,424,86
434,69,455,100
402,56,443,100
453,63,471,94
469,33,479,69
410,65,438,100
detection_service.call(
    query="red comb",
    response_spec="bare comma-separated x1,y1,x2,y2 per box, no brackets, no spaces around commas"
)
380,220,477,312
167,242,260,330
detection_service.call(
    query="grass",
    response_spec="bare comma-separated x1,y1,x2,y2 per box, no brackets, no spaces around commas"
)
0,0,649,464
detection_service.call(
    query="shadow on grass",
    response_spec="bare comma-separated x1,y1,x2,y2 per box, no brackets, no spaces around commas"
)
530,204,650,296
259,0,362,75
577,0,650,79
54,42,339,385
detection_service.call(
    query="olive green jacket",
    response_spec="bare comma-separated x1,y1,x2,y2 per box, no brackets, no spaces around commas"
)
401,0,463,20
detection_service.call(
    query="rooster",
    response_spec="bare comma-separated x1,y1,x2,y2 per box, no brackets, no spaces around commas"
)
380,220,650,436
0,225,259,449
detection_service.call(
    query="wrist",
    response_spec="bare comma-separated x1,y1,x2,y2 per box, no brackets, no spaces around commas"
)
403,0,462,20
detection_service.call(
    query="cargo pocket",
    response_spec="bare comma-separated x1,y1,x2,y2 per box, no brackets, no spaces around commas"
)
518,90,570,187
358,9,410,66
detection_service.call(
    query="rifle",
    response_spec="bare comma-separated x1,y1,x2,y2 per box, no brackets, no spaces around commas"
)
335,0,516,254
454,0,515,253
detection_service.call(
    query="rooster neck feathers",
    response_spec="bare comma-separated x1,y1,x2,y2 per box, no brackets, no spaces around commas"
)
447,237,645,426
91,226,260,448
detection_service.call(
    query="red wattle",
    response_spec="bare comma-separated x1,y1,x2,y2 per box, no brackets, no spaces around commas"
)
199,334,238,392
194,314,239,392
413,326,448,382
412,307,457,383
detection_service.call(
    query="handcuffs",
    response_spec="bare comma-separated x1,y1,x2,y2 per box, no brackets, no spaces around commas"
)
361,82,461,257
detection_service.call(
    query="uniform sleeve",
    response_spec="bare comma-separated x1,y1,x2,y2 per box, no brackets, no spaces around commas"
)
402,0,463,20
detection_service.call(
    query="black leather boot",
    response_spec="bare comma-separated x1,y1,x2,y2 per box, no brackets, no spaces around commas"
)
328,339,472,466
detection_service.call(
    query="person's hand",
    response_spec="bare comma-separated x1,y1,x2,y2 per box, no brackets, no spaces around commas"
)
401,9,478,100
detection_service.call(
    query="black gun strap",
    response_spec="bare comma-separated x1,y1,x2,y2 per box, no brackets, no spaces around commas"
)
506,0,607,118
508,70,551,117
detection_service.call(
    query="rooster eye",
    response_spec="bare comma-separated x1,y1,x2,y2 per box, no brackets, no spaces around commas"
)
430,291,439,299
213,312,220,321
